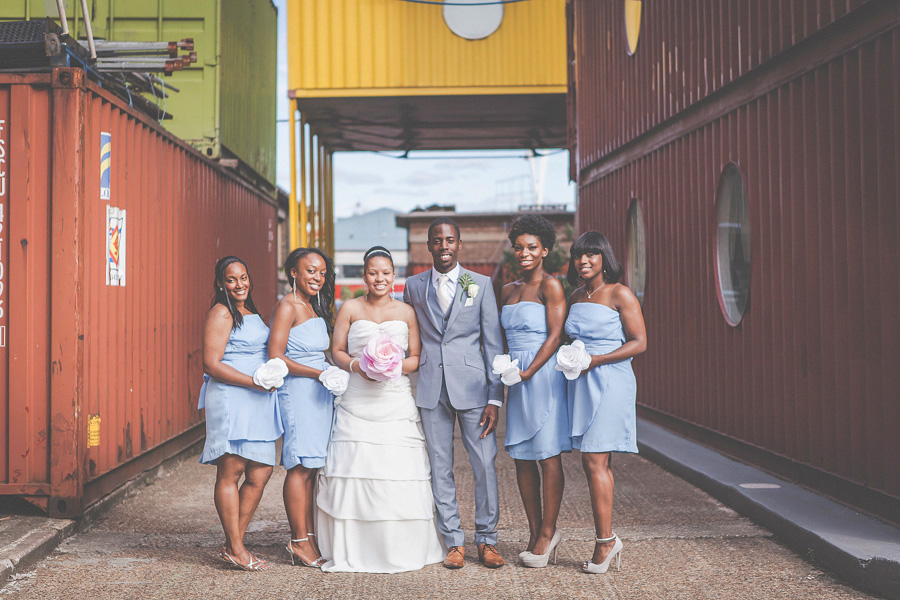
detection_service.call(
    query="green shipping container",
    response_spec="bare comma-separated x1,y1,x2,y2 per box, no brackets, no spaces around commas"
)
1,0,277,188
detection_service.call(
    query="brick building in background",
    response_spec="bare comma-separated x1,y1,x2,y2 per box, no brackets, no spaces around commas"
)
396,206,574,292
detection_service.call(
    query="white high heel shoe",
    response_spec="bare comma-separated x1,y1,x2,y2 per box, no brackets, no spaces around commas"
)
582,533,622,574
286,537,327,568
522,529,562,568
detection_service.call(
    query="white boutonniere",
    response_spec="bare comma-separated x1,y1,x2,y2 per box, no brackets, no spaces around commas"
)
459,274,478,306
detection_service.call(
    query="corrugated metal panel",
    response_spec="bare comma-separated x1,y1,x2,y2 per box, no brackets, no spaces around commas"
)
287,0,567,96
572,0,885,174
572,0,900,521
1,0,278,185
0,69,277,516
220,0,277,185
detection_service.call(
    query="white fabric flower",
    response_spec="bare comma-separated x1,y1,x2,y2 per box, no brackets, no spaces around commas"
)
467,283,480,298
318,365,350,397
492,354,522,386
253,357,289,389
500,368,522,386
491,354,517,375
555,340,593,380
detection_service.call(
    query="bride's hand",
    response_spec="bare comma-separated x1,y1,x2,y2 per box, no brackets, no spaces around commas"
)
350,359,377,382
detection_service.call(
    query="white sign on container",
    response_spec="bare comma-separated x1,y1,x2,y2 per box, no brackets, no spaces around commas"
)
106,206,126,286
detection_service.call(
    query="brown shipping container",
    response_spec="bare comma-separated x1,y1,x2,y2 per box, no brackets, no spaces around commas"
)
0,69,277,517
570,0,900,524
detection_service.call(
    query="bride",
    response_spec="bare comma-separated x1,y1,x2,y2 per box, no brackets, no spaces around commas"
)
316,246,445,572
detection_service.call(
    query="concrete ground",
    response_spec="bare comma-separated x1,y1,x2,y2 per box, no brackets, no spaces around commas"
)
0,421,877,600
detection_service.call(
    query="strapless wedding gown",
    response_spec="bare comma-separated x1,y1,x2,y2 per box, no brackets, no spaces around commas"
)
316,320,445,573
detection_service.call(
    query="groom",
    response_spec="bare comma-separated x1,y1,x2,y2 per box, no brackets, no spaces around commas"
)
403,217,505,569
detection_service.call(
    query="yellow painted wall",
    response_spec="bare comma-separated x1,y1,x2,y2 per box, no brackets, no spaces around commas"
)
287,0,566,97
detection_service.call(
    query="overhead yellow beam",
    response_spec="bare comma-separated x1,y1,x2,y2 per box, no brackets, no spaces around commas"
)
317,140,325,249
307,130,317,247
325,150,334,257
299,110,308,247
288,99,299,250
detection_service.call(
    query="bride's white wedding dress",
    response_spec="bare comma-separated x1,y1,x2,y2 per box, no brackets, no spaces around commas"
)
316,319,445,573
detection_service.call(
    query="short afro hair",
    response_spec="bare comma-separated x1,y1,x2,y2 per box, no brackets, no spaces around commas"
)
427,217,461,241
507,214,556,251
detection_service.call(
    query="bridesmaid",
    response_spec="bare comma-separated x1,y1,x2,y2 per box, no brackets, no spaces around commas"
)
267,247,336,568
565,232,646,574
499,215,570,568
199,256,282,571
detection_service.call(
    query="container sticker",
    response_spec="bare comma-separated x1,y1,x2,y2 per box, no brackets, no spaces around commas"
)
100,132,111,200
106,206,126,286
88,414,101,448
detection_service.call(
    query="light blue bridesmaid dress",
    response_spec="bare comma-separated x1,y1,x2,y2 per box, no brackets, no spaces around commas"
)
564,302,638,453
278,317,334,470
198,313,283,466
501,301,571,460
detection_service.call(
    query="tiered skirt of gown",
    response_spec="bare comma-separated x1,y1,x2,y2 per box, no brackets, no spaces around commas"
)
316,319,445,573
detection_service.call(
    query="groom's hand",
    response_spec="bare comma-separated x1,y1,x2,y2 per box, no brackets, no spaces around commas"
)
479,405,499,439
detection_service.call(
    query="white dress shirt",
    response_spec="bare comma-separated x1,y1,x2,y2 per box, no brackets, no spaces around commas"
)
431,263,461,293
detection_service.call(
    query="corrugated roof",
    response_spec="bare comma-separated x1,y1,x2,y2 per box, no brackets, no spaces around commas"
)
336,207,408,251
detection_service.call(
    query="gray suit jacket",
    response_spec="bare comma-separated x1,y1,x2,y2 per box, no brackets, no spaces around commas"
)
404,267,504,410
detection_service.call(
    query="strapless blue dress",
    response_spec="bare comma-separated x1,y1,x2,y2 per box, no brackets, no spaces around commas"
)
564,303,638,453
501,302,571,460
198,314,283,466
278,317,334,470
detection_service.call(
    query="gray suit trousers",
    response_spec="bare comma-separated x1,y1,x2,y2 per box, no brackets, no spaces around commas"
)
420,380,500,547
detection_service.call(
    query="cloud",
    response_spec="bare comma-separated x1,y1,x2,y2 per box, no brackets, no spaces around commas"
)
335,170,386,185
434,159,495,172
403,170,456,186
371,187,420,197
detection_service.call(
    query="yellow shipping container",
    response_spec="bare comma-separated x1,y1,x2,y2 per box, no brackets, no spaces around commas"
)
287,0,566,98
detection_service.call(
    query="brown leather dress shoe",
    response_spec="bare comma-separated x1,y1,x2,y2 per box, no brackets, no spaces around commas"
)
443,546,465,569
478,543,504,568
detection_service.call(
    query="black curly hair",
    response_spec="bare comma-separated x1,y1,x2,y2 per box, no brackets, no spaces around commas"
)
508,213,556,251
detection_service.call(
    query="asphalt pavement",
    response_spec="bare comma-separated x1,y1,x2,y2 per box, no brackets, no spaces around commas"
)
0,415,885,600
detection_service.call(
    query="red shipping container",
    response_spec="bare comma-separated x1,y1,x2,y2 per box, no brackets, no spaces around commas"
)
0,69,277,517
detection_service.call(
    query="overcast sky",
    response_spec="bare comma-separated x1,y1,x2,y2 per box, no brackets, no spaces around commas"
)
271,0,576,218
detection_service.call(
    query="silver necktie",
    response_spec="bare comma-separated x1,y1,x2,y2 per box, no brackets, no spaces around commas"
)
437,274,454,314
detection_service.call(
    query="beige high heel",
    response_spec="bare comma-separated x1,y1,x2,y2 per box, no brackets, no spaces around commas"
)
582,534,622,574
522,529,562,568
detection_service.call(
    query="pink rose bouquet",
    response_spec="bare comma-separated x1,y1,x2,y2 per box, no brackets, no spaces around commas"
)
358,333,404,381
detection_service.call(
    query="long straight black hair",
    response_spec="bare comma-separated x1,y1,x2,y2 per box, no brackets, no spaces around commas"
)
211,256,259,330
566,231,624,288
283,247,336,333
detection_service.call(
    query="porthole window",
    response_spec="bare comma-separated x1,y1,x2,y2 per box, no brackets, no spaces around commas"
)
624,0,642,55
625,198,646,305
714,163,751,326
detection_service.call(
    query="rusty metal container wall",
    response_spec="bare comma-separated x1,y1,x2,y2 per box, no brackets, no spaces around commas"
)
0,70,277,516
572,0,900,523
572,0,873,174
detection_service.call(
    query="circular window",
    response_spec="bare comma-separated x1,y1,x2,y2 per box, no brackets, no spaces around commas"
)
625,198,647,305
714,163,751,326
443,0,504,41
624,0,643,55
